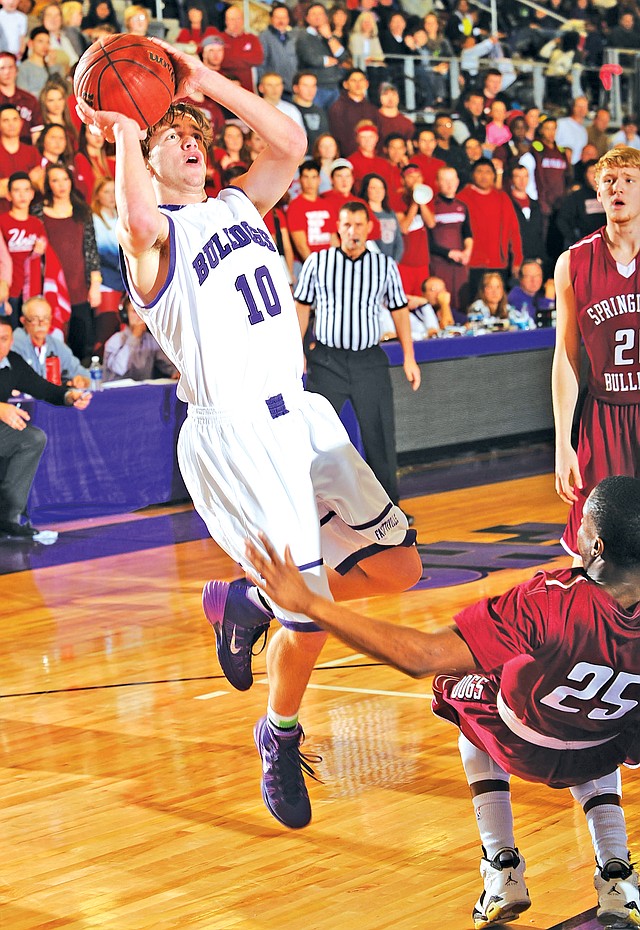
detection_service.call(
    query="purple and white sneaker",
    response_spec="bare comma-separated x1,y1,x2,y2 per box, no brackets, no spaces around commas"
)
254,715,320,829
202,579,271,691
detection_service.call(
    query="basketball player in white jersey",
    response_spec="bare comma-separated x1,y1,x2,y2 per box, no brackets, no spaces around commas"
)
76,41,422,830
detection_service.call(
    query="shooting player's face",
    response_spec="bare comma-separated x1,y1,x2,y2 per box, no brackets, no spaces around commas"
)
147,116,208,189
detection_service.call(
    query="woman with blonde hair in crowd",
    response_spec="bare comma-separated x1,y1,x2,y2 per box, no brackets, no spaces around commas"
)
39,2,77,72
32,163,101,362
349,11,385,73
61,1,90,59
39,79,78,151
123,4,149,34
123,4,164,38
91,176,124,356
74,122,115,202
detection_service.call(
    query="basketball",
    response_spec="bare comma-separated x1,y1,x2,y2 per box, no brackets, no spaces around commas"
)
74,34,176,129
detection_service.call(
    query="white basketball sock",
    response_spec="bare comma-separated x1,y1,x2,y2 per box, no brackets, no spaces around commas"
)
585,805,629,866
472,791,516,861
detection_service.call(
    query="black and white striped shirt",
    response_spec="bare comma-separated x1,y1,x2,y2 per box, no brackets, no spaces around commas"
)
294,247,407,350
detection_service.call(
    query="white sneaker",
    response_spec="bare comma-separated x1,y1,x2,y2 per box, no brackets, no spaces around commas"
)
472,847,531,929
595,858,640,928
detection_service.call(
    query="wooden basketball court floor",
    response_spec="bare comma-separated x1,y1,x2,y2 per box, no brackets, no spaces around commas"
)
1,464,638,930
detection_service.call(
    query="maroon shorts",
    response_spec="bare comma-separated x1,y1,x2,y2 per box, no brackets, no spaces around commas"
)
431,672,625,789
562,394,640,556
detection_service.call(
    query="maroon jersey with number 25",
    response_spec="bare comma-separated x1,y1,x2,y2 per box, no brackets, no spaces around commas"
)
434,569,640,788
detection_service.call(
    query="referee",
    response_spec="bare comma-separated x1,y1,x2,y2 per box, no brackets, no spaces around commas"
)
294,201,420,513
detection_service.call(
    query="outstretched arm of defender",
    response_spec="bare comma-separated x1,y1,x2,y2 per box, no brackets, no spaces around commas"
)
245,535,475,679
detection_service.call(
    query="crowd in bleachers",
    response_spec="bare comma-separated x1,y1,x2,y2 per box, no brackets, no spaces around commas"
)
0,0,638,377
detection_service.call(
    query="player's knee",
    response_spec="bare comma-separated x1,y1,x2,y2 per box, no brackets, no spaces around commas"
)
386,545,423,591
282,627,328,655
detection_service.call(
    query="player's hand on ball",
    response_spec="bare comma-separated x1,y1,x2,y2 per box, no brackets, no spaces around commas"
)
246,534,315,616
149,37,205,101
76,97,146,143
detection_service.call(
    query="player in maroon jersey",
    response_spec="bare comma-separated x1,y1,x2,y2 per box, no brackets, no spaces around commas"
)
553,145,640,560
246,475,640,930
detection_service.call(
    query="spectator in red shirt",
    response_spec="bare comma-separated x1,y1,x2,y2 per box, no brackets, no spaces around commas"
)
286,159,338,262
347,120,394,190
383,132,410,210
377,82,415,152
213,6,263,93
328,68,380,159
457,157,523,300
411,126,446,191
73,122,115,203
395,163,436,296
174,1,218,53
0,51,43,142
321,157,381,240
0,103,41,200
0,173,47,326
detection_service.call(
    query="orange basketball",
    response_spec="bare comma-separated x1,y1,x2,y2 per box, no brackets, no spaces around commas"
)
74,34,176,129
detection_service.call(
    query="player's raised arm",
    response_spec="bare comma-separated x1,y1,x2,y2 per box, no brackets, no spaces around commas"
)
76,99,168,299
246,535,475,679
552,249,583,504
155,40,308,215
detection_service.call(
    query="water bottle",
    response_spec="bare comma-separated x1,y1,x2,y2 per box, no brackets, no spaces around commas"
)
89,355,102,392
467,310,483,335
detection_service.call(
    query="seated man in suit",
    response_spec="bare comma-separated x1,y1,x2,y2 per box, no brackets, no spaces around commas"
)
0,315,90,538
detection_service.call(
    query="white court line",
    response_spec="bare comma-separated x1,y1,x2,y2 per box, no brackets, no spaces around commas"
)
300,683,432,699
195,682,433,700
315,653,366,668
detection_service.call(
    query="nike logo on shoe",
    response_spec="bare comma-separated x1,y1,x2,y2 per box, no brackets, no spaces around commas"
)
230,626,242,654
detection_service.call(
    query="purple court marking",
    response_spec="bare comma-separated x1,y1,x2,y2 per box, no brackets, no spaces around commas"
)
0,446,559,577
547,908,599,929
412,522,566,590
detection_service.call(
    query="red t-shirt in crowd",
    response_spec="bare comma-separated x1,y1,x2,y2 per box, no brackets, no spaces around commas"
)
286,194,336,259
0,212,46,298
0,140,39,180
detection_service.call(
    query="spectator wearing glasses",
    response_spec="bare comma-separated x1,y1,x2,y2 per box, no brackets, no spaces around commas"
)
12,295,90,387
433,112,468,179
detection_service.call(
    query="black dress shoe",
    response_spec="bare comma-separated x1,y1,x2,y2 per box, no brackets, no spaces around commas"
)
0,520,40,538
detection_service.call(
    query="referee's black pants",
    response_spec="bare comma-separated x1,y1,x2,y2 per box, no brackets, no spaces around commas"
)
306,342,399,505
